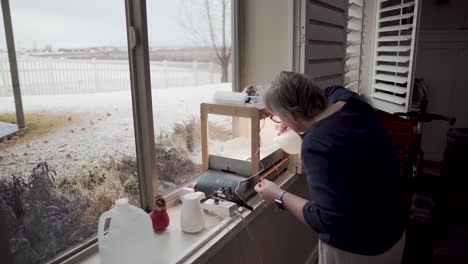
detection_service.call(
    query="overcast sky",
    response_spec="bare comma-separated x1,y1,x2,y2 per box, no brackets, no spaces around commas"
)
0,0,229,49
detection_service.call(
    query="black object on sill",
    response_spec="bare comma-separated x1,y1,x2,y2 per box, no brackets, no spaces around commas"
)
195,169,248,198
200,187,253,211
195,169,255,211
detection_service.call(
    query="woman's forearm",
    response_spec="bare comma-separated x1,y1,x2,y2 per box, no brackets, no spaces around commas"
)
282,191,309,224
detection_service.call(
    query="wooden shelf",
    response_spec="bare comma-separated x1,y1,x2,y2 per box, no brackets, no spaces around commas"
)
200,102,270,176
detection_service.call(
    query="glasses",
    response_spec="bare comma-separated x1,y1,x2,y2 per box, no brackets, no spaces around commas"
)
269,115,282,123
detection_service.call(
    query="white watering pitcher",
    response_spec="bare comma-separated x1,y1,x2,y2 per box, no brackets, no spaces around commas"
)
180,192,206,233
98,198,154,264
273,129,302,154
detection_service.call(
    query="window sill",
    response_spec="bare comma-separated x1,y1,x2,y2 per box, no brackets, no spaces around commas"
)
77,169,298,264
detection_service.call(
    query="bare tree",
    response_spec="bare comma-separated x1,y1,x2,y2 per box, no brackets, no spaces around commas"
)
180,0,231,83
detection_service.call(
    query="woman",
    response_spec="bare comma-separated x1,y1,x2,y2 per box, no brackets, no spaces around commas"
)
254,71,405,264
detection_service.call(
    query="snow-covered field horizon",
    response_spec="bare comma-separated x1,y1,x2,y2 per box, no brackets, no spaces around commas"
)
0,83,231,183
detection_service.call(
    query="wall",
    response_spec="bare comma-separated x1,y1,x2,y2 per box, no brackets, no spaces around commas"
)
360,0,468,161
415,0,468,161
419,0,468,31
202,176,317,264
235,0,295,141
415,31,468,161
237,0,294,90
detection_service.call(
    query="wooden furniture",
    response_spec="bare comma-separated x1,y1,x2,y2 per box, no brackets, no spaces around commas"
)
200,102,288,182
377,110,414,177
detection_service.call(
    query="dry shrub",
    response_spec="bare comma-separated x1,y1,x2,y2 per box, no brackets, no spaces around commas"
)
2,163,93,263
59,158,140,225
114,143,200,186
155,142,201,184
172,116,231,153
86,175,126,220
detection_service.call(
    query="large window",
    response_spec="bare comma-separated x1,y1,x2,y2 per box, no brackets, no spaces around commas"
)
0,1,137,262
0,0,234,262
147,0,233,196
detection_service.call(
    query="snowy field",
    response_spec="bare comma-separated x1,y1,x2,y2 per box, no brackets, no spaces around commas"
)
0,83,231,179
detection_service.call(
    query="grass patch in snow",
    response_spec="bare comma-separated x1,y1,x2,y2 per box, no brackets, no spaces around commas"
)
0,112,77,146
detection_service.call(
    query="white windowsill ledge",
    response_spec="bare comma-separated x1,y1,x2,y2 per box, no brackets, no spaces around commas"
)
78,170,298,264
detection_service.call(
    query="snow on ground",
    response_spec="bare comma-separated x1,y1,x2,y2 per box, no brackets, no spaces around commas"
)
0,83,231,179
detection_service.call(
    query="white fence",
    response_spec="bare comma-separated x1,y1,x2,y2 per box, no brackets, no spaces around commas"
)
0,57,226,96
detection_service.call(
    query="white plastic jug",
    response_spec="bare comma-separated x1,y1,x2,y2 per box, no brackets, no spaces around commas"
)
98,198,154,264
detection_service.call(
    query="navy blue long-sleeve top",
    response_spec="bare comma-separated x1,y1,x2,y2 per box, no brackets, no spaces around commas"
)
301,86,404,255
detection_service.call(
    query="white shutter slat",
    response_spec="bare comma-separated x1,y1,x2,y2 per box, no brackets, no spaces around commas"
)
345,69,359,78
376,55,410,63
375,74,408,84
344,0,364,92
373,92,406,105
346,56,359,65
348,17,362,32
345,80,359,89
345,78,358,87
347,55,361,61
378,35,412,42
349,0,363,7
347,40,361,45
347,31,361,43
379,13,414,23
378,24,413,32
374,83,407,94
371,0,420,113
347,44,360,55
377,46,411,52
375,65,409,73
381,2,415,13
345,63,359,72
348,5,363,19
372,100,406,114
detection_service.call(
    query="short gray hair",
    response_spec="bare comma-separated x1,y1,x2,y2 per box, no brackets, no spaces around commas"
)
263,71,327,120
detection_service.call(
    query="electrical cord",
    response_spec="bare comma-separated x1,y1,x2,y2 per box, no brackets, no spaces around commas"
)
201,187,253,211
234,118,267,207
233,118,283,209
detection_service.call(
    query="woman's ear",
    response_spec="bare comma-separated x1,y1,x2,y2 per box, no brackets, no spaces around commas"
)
283,112,296,122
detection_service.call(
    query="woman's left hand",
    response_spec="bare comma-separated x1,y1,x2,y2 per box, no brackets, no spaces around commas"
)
254,179,281,203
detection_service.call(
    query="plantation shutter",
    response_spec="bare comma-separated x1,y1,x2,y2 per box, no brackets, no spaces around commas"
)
301,0,348,89
344,0,364,92
370,0,421,113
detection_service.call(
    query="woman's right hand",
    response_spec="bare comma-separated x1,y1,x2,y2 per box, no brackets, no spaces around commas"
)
275,122,288,136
